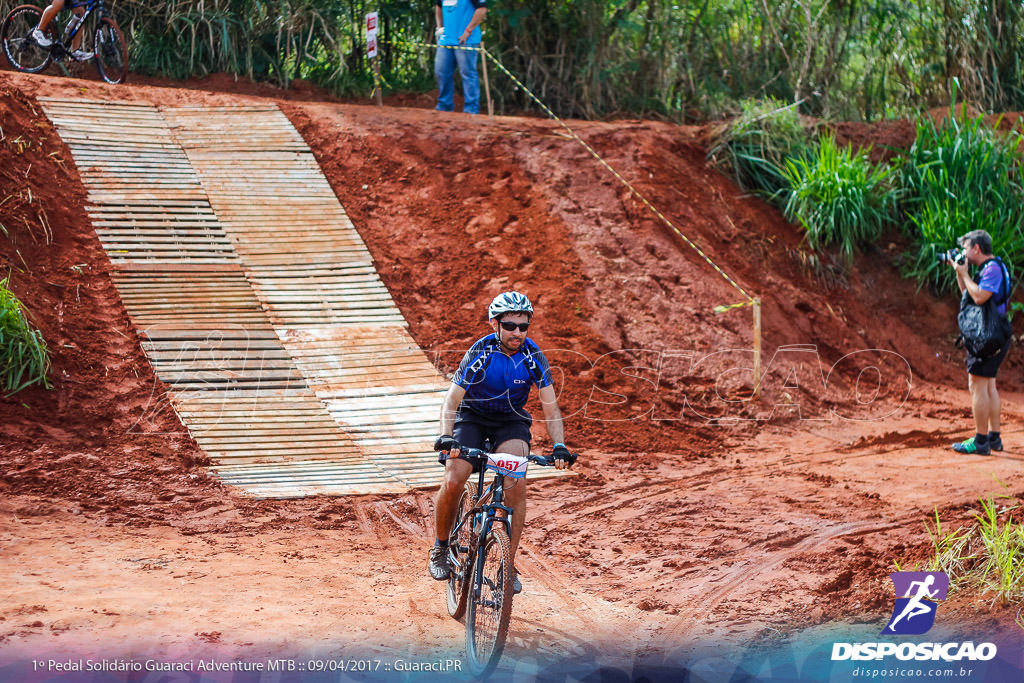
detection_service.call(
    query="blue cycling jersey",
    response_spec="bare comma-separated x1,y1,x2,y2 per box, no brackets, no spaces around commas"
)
452,334,553,415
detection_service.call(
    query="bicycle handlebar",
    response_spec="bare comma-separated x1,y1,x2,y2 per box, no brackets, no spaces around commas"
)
528,454,557,467
455,447,556,467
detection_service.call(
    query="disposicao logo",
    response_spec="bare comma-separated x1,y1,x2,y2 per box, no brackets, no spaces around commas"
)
880,571,948,635
831,570,998,663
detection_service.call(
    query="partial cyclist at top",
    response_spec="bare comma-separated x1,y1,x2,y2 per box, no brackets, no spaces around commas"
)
2,0,128,83
428,291,576,594
32,0,91,60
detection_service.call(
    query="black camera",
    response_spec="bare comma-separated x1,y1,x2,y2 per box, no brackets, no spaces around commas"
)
936,247,966,265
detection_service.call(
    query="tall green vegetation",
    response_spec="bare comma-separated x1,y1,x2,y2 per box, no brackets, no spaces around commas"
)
488,0,1024,120
63,0,435,92
898,112,1024,295
0,276,51,395
1,0,1021,121
782,134,897,261
706,97,812,198
708,97,1024,293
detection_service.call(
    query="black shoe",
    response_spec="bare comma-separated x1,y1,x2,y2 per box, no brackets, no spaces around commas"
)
428,545,450,581
497,565,522,594
989,434,1003,452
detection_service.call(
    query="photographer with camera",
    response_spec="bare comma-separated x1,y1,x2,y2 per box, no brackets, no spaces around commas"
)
946,229,1013,455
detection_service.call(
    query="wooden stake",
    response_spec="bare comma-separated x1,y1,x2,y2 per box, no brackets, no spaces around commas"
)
373,56,383,106
480,42,493,117
752,297,762,399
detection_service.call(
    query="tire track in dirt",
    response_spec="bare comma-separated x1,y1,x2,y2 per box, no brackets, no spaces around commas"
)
346,494,640,665
357,491,653,662
552,450,857,521
351,499,439,649
555,421,972,522
500,539,663,663
658,518,911,645
516,540,614,626
518,444,925,644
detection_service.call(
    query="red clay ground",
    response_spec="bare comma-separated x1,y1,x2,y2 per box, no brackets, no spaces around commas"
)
1,69,1022,678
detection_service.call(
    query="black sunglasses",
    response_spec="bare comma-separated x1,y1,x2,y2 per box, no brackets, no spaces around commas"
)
499,321,530,332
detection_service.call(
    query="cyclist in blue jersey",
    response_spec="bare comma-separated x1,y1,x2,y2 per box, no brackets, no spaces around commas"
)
428,291,575,593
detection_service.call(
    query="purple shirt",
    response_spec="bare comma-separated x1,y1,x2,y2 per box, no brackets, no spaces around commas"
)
978,258,1009,315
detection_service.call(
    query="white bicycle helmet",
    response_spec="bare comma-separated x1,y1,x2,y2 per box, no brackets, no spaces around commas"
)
488,291,534,320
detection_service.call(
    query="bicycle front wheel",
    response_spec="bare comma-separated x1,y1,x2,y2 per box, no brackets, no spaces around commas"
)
93,16,126,84
1,5,53,73
446,483,475,620
465,526,514,678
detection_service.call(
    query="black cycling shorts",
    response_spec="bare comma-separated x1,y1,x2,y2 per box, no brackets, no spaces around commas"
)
438,410,532,473
966,339,1011,378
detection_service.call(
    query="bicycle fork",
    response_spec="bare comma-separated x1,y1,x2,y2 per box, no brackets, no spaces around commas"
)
471,505,514,605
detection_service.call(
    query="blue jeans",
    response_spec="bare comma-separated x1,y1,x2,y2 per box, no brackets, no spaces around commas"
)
435,44,481,115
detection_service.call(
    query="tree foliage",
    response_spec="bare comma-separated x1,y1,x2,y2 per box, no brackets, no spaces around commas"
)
484,0,1024,120
898,111,1024,295
2,0,1024,120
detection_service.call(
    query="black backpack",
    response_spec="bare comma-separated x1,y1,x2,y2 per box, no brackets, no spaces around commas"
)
957,257,1013,359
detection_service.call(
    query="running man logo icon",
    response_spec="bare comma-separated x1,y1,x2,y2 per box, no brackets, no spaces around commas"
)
880,571,949,635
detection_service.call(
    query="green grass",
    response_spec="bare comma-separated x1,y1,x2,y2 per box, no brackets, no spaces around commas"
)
897,111,1024,295
117,0,435,97
927,497,1024,609
0,276,51,395
782,133,898,262
707,97,815,201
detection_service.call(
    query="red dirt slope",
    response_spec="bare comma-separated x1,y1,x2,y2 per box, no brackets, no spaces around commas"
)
0,84,217,521
286,101,1019,439
1,70,1021,668
0,82,358,534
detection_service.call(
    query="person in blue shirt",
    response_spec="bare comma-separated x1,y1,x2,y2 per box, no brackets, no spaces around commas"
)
434,0,486,114
950,229,1013,455
428,291,575,593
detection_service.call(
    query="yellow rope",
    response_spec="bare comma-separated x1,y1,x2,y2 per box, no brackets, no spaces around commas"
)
714,301,753,314
381,38,755,310
370,68,382,99
387,38,483,53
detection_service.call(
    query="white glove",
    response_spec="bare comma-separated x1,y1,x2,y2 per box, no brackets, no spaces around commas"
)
435,26,444,41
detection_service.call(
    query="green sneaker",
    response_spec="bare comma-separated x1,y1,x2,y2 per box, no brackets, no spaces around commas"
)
952,438,990,455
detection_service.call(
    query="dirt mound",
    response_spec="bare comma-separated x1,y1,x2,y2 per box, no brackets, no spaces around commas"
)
286,100,1014,444
0,83,225,526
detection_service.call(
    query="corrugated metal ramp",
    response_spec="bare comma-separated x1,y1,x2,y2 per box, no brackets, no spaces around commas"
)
40,97,567,498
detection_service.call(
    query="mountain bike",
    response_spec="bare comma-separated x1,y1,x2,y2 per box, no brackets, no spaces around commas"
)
2,0,127,84
444,444,557,678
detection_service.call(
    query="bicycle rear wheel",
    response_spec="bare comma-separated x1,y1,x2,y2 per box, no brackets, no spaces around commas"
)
446,483,476,620
465,526,514,677
1,5,53,73
93,16,126,84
